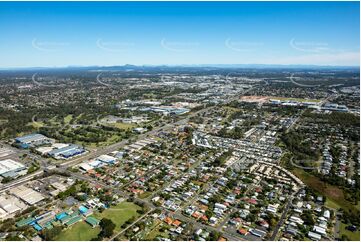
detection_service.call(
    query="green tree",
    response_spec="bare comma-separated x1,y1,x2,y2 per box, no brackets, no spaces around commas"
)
41,226,63,240
98,218,116,238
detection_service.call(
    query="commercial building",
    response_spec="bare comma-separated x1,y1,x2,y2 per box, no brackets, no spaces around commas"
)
9,185,45,205
322,103,349,112
79,163,93,172
47,144,85,159
139,106,190,115
15,133,52,148
0,159,27,178
0,148,14,158
79,154,118,172
0,194,28,218
96,154,117,164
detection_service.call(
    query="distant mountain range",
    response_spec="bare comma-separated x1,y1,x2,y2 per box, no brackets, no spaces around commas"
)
0,64,359,71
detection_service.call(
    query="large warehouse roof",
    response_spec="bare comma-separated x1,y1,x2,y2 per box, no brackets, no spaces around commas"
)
15,133,47,144
0,159,26,176
10,185,45,205
48,144,82,156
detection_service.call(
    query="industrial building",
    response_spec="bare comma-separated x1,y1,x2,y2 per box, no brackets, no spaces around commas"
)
322,103,349,112
78,154,117,172
0,194,28,218
0,159,27,178
139,106,190,115
47,144,85,159
15,133,53,148
9,185,45,205
96,154,117,164
0,148,14,158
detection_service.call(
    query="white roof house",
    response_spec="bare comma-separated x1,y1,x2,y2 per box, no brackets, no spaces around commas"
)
313,225,326,236
323,210,330,219
308,231,322,240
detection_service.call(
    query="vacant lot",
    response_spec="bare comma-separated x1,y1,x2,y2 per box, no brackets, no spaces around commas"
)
272,96,321,103
110,122,136,130
145,220,170,240
292,169,357,213
340,222,360,241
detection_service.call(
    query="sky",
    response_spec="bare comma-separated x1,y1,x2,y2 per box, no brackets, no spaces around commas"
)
0,1,359,67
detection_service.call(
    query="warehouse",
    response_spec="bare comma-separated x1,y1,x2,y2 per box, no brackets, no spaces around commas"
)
15,133,52,148
0,159,27,178
79,162,93,172
97,154,117,164
0,207,7,219
10,185,45,205
0,194,28,217
0,148,14,158
47,144,85,159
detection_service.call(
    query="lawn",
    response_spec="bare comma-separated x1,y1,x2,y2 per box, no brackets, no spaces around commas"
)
111,122,136,130
64,115,73,124
340,222,360,241
325,198,341,210
292,168,358,213
55,221,100,241
271,96,321,103
86,134,123,148
145,220,170,240
93,202,141,232
54,202,140,240
138,191,152,199
27,121,44,129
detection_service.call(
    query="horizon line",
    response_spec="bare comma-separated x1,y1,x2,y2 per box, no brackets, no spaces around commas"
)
0,63,360,70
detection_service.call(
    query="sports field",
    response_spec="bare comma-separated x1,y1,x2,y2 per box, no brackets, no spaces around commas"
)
93,202,140,232
55,202,140,241
54,221,100,241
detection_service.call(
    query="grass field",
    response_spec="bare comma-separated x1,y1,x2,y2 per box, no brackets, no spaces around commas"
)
325,199,341,210
111,122,136,130
93,202,141,232
271,96,321,103
292,168,358,213
340,222,360,241
223,106,240,112
64,115,73,124
55,221,100,241
145,221,170,240
85,134,123,148
55,202,140,241
27,121,44,128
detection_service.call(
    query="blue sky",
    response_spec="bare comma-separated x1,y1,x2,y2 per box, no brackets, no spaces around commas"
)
0,1,359,67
